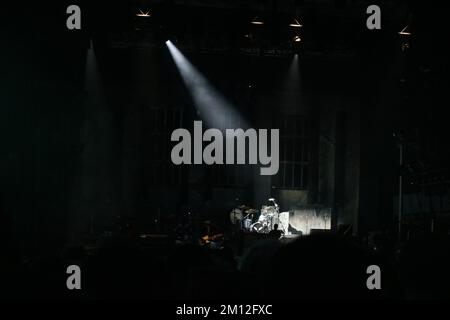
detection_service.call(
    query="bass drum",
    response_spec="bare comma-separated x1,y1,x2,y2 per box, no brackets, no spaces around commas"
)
250,222,268,233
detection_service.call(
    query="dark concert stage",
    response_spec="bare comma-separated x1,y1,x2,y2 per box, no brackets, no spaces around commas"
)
2,0,450,305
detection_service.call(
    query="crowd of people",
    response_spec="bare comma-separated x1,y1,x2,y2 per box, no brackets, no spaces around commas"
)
2,222,450,300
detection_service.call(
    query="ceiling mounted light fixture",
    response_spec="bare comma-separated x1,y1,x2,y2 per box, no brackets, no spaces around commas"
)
251,16,264,25
136,9,151,17
399,25,411,36
289,18,303,28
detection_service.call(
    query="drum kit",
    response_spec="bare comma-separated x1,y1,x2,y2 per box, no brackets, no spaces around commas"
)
230,206,258,231
230,198,285,234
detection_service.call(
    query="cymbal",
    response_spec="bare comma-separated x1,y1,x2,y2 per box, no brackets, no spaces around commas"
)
245,209,258,214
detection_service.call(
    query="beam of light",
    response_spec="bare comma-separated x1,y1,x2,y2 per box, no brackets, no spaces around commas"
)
281,54,302,109
136,9,151,17
85,38,104,101
289,18,303,28
68,37,111,244
287,54,300,86
166,40,247,130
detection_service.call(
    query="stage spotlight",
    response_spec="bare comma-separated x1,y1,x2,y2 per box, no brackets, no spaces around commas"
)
251,16,264,25
136,9,151,17
289,18,303,28
293,35,302,43
399,25,411,36
166,40,247,130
